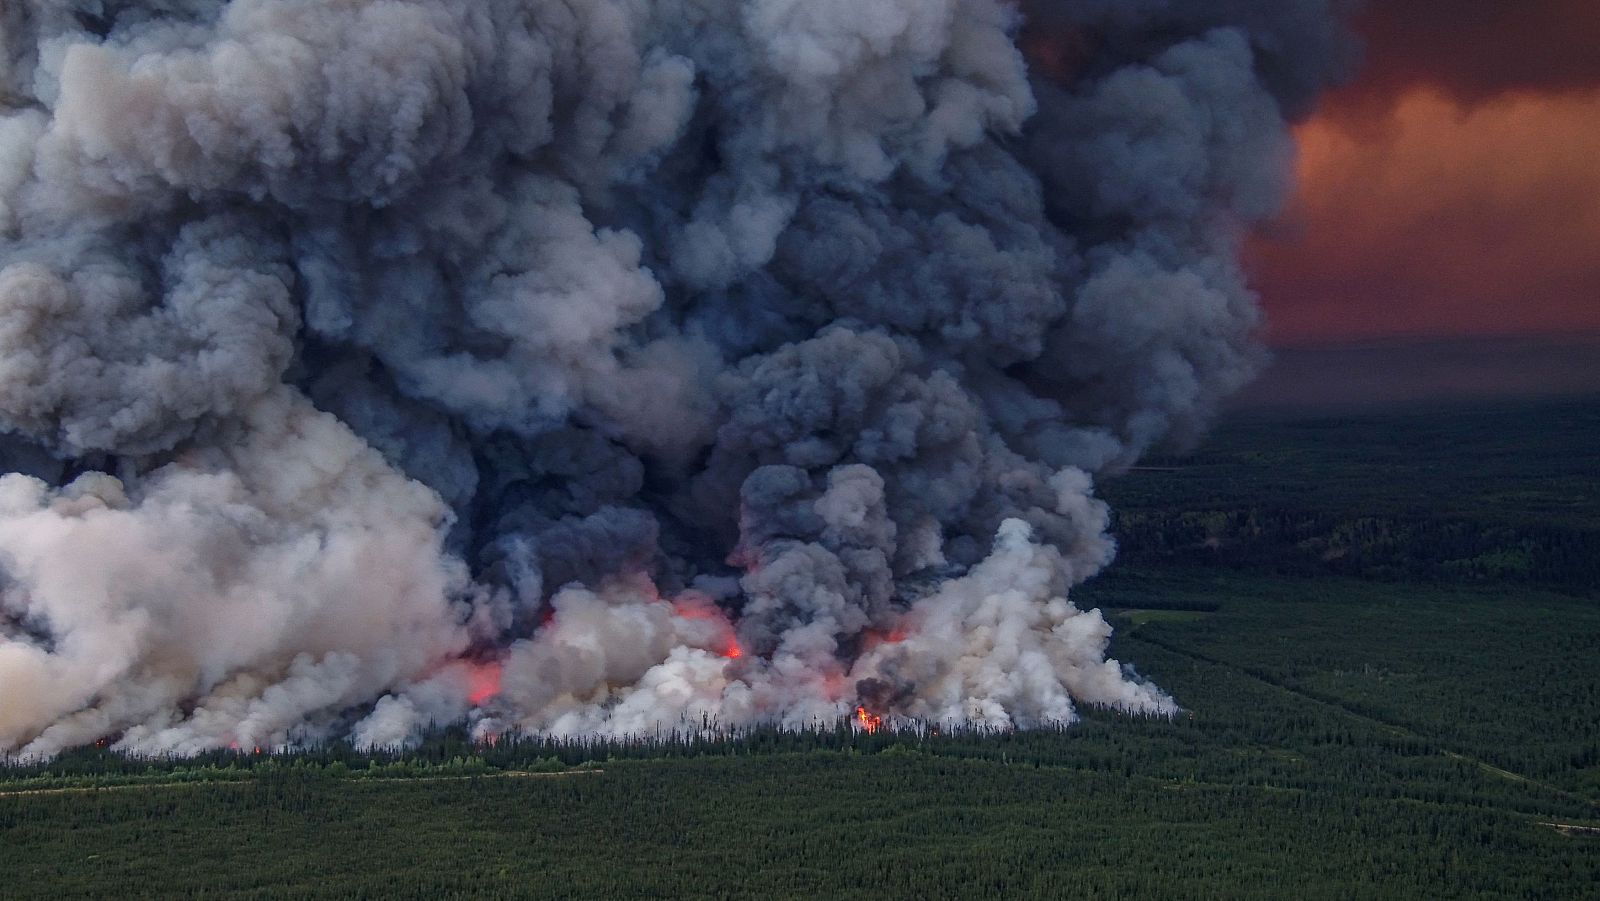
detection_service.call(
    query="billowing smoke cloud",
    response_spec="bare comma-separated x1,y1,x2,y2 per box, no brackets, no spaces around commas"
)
0,1,1351,756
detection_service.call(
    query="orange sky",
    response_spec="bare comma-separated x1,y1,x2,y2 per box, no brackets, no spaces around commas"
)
1248,3,1600,345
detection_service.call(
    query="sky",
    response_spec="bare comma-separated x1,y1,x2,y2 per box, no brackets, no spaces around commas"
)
1247,0,1600,347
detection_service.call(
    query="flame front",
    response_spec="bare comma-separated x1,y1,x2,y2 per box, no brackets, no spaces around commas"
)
855,706,883,734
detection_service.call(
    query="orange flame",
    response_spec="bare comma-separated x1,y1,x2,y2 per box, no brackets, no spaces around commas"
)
855,706,883,734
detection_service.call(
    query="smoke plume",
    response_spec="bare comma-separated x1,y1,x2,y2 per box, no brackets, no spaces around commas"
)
0,1,1351,756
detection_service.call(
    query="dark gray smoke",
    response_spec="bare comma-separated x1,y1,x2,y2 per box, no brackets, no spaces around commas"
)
0,0,1353,755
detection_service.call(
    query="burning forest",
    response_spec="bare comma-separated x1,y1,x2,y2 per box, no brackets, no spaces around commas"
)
0,1,1353,757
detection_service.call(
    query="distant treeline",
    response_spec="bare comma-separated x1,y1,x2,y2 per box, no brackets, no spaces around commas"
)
1112,508,1600,588
1100,401,1600,589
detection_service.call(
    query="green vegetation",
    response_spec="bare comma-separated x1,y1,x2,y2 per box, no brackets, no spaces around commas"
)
4,400,1598,898
1085,569,1600,802
1108,399,1600,587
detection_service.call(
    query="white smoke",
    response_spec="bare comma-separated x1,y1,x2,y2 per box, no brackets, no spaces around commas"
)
0,390,477,757
0,0,1352,755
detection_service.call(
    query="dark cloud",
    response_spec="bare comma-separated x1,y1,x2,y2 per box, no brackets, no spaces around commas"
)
1249,2,1600,347
1339,0,1600,111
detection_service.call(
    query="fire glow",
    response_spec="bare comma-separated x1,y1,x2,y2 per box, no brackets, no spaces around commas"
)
673,596,743,660
861,624,910,651
466,661,504,707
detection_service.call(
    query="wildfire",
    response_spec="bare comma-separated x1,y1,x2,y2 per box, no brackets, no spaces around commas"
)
855,706,883,734
673,596,743,660
466,661,504,706
861,624,910,651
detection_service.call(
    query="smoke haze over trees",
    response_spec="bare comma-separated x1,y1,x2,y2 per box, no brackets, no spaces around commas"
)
0,1,1352,757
